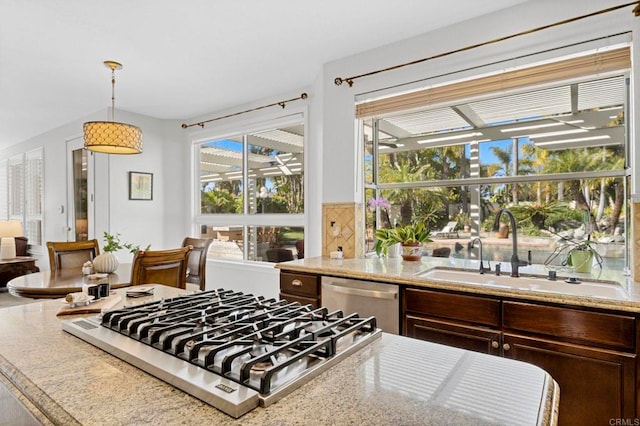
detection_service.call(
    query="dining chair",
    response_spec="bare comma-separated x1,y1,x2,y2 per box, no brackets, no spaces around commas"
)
266,248,294,263
47,239,100,271
181,237,213,291
130,246,192,289
295,239,304,259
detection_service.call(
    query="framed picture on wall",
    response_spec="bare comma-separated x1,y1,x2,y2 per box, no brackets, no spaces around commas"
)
129,171,153,200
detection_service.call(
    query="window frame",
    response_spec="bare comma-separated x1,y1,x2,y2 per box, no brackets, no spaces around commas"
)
0,147,44,249
362,57,631,271
190,110,306,262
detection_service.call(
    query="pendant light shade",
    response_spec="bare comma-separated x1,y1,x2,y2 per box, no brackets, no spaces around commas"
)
83,121,142,154
83,61,143,154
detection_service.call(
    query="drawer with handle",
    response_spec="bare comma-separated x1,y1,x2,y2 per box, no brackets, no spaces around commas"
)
279,272,319,298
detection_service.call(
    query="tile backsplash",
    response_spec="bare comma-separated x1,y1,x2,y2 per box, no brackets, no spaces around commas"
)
322,202,364,258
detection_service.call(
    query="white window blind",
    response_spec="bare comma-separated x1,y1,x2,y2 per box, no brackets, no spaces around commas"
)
2,148,43,246
0,160,8,220
25,148,43,245
8,154,24,219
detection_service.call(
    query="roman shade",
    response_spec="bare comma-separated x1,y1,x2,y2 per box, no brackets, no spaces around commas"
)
356,46,630,119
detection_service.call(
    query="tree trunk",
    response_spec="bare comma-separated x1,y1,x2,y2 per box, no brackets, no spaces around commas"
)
596,179,606,222
610,180,624,232
571,182,597,231
400,199,413,225
558,182,564,201
511,139,518,203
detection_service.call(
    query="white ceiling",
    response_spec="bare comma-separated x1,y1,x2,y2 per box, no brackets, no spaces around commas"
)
0,0,528,148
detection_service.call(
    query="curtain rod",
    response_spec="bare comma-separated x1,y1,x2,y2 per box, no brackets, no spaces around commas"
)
334,1,640,87
181,93,308,129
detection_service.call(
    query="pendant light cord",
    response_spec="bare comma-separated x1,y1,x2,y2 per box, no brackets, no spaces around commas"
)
110,67,116,122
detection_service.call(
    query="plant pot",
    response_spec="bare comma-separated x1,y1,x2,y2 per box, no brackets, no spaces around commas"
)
569,250,593,273
388,243,401,258
495,224,509,239
401,242,422,261
92,252,119,273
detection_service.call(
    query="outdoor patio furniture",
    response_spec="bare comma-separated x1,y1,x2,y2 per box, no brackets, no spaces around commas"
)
432,247,451,257
434,221,460,239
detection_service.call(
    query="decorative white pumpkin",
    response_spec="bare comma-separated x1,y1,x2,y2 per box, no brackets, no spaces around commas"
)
92,252,119,273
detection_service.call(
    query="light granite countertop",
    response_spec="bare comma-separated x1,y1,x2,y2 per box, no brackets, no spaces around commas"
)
0,286,558,425
277,256,640,313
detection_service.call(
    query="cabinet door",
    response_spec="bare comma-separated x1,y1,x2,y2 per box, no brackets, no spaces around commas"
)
279,292,319,309
503,334,636,426
280,272,319,298
405,315,501,355
404,288,500,327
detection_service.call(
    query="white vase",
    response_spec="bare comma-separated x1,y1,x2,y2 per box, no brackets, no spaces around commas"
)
93,252,119,273
388,243,401,258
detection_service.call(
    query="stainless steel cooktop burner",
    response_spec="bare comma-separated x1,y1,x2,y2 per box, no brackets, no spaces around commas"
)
62,288,381,418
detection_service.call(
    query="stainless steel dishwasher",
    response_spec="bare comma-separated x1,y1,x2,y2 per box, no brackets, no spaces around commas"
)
321,276,399,334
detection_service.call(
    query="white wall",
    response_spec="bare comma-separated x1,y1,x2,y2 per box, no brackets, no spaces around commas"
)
320,0,638,204
0,108,188,269
205,260,279,300
2,0,637,282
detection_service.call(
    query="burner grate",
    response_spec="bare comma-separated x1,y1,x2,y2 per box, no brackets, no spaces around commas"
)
101,289,378,395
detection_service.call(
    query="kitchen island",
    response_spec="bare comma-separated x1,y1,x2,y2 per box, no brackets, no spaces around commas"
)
0,286,558,425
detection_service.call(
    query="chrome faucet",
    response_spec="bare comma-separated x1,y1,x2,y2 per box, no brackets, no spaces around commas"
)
492,208,529,277
468,237,490,274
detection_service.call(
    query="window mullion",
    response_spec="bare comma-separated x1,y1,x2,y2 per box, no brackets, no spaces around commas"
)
242,134,249,260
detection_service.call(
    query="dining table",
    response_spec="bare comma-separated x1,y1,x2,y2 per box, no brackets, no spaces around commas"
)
6,263,132,298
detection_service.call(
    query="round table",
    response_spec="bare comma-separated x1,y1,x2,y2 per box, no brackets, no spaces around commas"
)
7,264,132,298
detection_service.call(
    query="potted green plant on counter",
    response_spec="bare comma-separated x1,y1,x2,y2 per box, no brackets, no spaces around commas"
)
566,237,602,274
374,220,432,261
544,233,603,274
93,232,150,273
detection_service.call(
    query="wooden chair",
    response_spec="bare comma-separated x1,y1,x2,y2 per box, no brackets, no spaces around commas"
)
182,237,213,291
130,246,192,289
295,239,304,259
47,239,100,271
266,248,294,263
15,236,28,256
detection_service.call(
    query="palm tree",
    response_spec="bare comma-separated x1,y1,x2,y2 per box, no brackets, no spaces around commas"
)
490,139,538,203
544,147,613,230
379,151,444,225
521,141,552,203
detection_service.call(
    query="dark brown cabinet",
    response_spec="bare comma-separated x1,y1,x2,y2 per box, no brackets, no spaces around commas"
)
0,257,39,287
404,287,502,355
279,271,320,309
405,315,502,355
503,333,635,425
403,287,638,425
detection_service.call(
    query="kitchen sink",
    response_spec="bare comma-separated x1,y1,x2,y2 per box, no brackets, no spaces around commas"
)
416,268,628,300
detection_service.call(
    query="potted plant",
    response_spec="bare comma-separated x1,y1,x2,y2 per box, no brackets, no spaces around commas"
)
455,212,471,232
544,233,603,274
374,220,432,261
93,232,149,273
566,238,602,274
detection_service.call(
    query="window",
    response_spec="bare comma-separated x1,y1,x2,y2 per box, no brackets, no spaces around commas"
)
195,116,304,262
0,148,44,247
363,50,629,272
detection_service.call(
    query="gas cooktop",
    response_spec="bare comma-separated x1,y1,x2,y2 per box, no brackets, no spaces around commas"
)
62,288,381,418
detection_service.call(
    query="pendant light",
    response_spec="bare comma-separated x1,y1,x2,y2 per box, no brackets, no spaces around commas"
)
83,60,143,154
